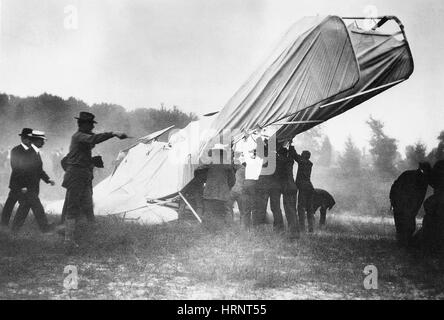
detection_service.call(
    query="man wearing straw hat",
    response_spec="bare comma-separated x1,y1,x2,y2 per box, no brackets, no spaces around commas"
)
62,111,129,249
8,130,56,233
202,143,235,228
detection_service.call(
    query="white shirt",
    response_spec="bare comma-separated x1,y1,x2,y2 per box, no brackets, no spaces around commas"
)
31,144,40,154
244,156,263,180
21,143,29,150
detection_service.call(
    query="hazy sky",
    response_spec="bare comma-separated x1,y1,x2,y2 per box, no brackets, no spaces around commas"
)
0,0,443,154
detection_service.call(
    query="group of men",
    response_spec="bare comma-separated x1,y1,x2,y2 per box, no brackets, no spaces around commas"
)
0,112,128,250
181,140,336,240
1,110,336,248
3,111,442,253
1,145,66,188
0,128,56,233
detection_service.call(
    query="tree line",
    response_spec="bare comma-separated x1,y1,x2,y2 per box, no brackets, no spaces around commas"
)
309,117,444,179
295,117,444,215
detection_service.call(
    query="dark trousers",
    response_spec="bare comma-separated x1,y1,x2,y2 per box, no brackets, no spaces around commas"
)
393,207,417,247
64,181,94,222
319,207,327,226
283,192,299,235
297,187,314,231
257,188,282,228
241,181,258,229
11,190,50,232
1,189,20,226
419,193,444,252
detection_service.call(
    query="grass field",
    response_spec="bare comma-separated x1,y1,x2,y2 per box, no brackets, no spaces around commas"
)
0,212,443,300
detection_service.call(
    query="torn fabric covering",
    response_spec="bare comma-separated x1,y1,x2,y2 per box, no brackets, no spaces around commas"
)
77,115,218,220
210,15,360,142
276,23,414,140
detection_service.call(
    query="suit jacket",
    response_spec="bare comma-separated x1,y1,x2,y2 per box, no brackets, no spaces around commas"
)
389,169,428,212
289,146,313,190
65,130,114,169
8,145,50,192
275,150,297,192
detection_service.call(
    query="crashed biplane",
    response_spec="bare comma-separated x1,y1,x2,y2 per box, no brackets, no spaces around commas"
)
47,15,414,224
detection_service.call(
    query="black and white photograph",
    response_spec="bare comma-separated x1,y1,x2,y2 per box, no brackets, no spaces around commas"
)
0,0,443,301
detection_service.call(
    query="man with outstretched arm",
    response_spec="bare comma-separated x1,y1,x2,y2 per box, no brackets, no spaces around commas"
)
61,112,128,249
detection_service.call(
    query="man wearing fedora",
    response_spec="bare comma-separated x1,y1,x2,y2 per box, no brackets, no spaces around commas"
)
62,111,128,248
11,130,56,233
1,129,55,233
1,128,33,228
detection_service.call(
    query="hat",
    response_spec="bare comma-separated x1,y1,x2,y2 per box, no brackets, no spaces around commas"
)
18,128,33,137
301,150,311,159
75,111,97,123
30,130,47,140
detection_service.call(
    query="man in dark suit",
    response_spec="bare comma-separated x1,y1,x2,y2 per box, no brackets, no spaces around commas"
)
289,146,315,233
10,130,55,233
1,128,33,228
275,144,300,240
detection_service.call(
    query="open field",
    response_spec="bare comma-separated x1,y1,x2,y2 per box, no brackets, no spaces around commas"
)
0,212,443,300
